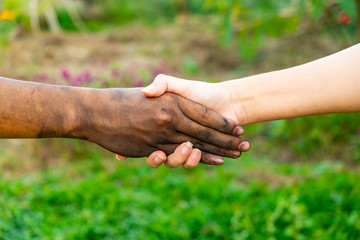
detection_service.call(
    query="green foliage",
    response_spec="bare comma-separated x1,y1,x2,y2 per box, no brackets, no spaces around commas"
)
204,0,358,60
87,0,180,25
337,0,358,20
182,58,199,75
0,21,15,46
1,158,360,239
247,113,360,162
2,1,358,58
203,0,299,60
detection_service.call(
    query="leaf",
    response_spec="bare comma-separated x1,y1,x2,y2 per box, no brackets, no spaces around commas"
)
220,9,233,46
310,0,326,19
339,0,358,20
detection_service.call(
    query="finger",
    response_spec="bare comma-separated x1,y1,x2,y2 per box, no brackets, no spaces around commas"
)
164,141,193,168
146,151,167,168
116,154,128,160
177,97,242,136
182,148,202,169
175,117,250,152
142,75,245,137
199,152,225,165
239,141,251,152
158,140,242,160
155,143,224,166
157,143,226,166
142,74,193,98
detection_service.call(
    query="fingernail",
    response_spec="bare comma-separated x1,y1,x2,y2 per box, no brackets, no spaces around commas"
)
212,157,224,165
230,150,241,158
181,141,193,155
239,142,250,151
154,154,166,165
142,83,155,93
233,126,244,136
190,149,201,160
116,154,126,160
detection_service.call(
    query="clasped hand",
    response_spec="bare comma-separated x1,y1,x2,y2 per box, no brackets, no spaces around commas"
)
86,89,249,167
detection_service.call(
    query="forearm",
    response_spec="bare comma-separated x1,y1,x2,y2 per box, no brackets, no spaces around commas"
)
0,77,94,138
223,44,360,124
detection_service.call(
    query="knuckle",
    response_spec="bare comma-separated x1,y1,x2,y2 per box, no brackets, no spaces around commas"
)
194,140,204,148
200,154,210,164
225,139,235,149
155,73,166,82
222,118,230,131
202,131,213,140
156,108,173,126
200,107,210,120
215,148,229,157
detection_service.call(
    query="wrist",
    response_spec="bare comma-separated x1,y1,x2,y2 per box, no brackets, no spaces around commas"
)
221,79,253,125
68,88,129,142
62,87,105,140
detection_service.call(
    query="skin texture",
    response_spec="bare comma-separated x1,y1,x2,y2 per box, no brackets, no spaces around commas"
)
0,77,248,162
140,43,360,168
86,88,248,158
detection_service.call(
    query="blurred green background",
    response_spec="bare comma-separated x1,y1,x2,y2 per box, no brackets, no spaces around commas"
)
0,0,360,239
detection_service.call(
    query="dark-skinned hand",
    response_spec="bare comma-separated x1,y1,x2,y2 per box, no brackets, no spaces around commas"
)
84,89,248,164
0,77,248,166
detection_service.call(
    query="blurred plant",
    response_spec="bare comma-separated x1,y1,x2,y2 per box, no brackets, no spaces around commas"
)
182,58,199,75
1,155,360,239
0,16,17,46
82,0,184,29
1,0,86,34
247,112,360,162
0,9,16,21
2,0,359,59
32,59,177,88
203,0,359,61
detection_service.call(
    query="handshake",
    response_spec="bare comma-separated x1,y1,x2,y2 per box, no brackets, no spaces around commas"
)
0,75,250,170
1,43,358,169
109,86,251,169
96,87,251,169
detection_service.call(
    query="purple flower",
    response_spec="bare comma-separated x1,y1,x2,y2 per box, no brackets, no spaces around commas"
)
134,79,144,87
82,70,93,83
101,59,109,68
61,68,71,80
74,75,84,86
152,67,165,78
111,69,121,78
40,73,48,81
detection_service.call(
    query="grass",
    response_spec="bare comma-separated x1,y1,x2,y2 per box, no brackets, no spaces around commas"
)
1,152,360,240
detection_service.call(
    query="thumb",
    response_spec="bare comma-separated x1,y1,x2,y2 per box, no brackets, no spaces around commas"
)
142,74,192,98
